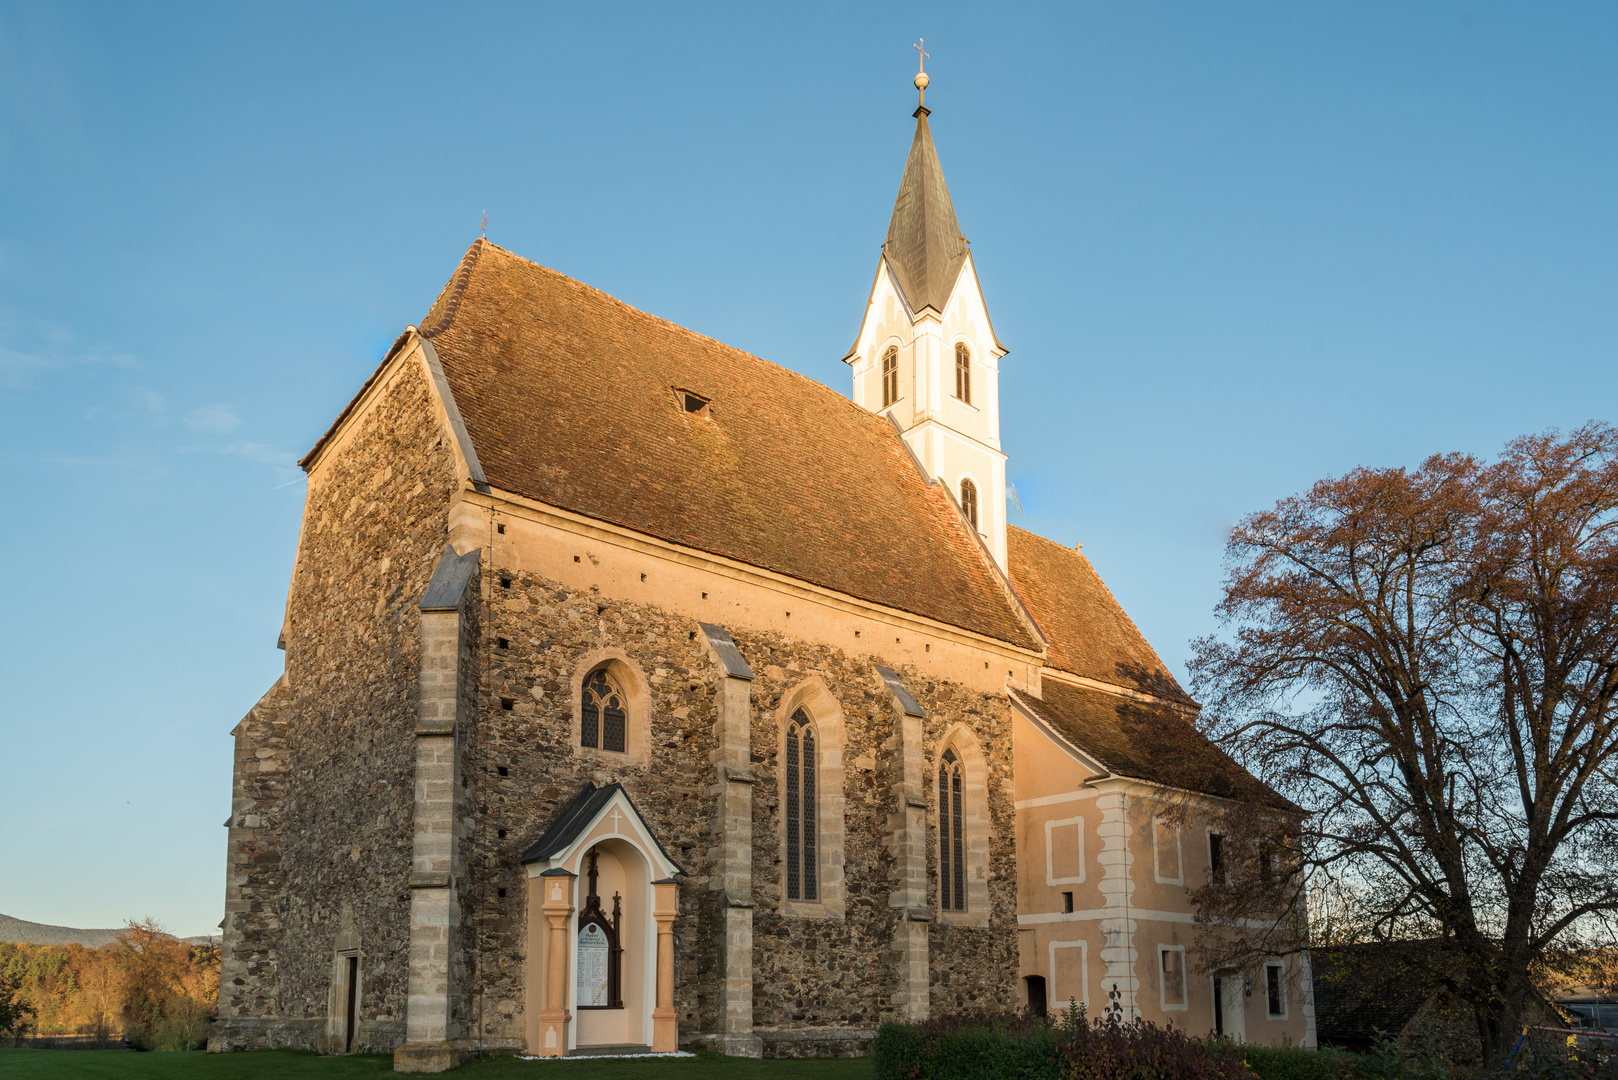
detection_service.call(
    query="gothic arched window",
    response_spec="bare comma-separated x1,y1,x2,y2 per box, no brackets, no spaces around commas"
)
939,748,966,911
955,343,971,404
960,478,979,531
581,669,627,753
882,346,899,409
785,708,818,901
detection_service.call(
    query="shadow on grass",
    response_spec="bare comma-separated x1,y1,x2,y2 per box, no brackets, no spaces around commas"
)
0,1049,877,1079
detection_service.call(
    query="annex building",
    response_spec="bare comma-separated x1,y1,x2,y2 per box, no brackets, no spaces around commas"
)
213,73,1317,1070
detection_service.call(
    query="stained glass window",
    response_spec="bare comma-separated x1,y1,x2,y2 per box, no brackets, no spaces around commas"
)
939,748,966,910
785,708,818,901
581,669,627,753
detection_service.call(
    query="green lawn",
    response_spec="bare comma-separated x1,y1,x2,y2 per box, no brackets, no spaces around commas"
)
0,1049,877,1079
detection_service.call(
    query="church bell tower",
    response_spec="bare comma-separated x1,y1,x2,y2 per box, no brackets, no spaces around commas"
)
844,57,1010,569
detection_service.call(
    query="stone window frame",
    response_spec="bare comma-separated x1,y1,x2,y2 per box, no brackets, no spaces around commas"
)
1158,944,1189,1012
933,724,991,926
1153,816,1183,885
1048,939,1088,1011
776,677,846,920
1044,815,1086,886
570,648,652,767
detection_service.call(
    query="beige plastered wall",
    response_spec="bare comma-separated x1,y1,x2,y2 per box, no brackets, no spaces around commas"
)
1012,708,1312,1045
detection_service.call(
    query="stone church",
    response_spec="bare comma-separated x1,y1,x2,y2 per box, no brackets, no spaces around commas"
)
213,73,1316,1069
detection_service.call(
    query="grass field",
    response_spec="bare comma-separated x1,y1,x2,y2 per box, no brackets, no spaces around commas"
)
0,1049,878,1079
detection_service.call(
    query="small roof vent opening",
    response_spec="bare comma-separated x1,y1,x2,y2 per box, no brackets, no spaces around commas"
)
674,388,712,419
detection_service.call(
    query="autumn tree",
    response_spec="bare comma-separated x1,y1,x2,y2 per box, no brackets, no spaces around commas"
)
1191,423,1618,1064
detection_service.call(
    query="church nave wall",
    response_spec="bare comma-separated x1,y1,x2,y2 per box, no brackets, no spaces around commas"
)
465,561,1022,1053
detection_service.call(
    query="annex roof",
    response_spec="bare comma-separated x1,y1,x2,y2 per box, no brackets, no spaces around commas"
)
1007,526,1191,702
1013,680,1291,808
401,238,1037,650
520,781,683,877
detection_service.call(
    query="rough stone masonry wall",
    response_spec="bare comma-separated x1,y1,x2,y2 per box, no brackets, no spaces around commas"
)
257,359,461,1051
462,565,1020,1053
215,679,291,1045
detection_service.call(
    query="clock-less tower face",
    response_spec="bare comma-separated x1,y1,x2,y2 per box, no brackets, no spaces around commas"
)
845,97,1010,570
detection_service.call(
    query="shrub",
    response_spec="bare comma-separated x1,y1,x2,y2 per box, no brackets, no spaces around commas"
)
1060,1010,1252,1080
873,1009,1058,1080
1245,1039,1353,1080
874,1002,1271,1080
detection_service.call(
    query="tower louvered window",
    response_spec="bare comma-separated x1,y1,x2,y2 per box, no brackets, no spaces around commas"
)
581,669,627,753
785,709,818,901
939,748,965,910
955,343,971,404
882,346,899,408
960,478,978,531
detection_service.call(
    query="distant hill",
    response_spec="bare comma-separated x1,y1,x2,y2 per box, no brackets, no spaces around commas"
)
0,913,121,947
0,913,220,948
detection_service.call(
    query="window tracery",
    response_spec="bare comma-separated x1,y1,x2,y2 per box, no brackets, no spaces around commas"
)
581,668,627,753
785,708,818,901
939,747,966,910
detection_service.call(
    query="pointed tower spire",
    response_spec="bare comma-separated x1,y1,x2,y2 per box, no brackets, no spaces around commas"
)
884,57,968,317
843,54,1011,569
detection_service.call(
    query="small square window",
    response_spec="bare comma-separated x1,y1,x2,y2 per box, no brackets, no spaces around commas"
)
498,888,507,898
500,698,514,711
496,766,508,777
497,637,510,650
496,523,505,534
499,577,512,589
497,829,507,839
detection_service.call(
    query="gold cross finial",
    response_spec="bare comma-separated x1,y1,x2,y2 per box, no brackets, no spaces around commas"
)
913,38,931,110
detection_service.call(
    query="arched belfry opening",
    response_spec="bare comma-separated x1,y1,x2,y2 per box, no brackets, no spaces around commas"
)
520,782,683,1056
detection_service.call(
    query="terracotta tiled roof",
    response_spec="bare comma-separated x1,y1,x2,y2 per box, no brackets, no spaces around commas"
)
1007,525,1191,702
1014,681,1290,807
413,239,1037,649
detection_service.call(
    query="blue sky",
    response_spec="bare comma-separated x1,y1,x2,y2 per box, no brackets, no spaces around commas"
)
2,2,1615,937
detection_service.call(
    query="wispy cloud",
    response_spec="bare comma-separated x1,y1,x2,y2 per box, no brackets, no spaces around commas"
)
184,404,240,435
0,339,140,390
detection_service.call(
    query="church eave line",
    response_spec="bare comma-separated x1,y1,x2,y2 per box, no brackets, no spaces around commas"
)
455,483,1047,661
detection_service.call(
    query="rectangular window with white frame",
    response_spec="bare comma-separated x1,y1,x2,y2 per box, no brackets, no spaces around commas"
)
1045,817,1085,887
1265,961,1287,1019
1159,946,1188,1011
1049,940,1088,1012
1153,817,1182,884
